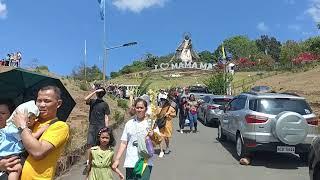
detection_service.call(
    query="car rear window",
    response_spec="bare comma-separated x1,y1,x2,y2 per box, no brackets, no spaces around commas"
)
189,86,208,93
212,98,232,106
254,98,312,115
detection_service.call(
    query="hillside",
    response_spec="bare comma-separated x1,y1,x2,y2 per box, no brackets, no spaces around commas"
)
109,69,261,89
110,66,320,116
58,78,128,155
252,66,320,115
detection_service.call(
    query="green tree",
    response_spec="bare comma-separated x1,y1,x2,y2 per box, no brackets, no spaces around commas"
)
256,35,282,61
199,50,214,63
119,65,134,74
71,64,105,81
144,53,158,68
214,35,258,60
110,71,120,79
279,40,303,64
204,72,233,95
303,36,320,55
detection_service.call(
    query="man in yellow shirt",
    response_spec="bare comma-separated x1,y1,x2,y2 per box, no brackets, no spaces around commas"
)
13,85,69,180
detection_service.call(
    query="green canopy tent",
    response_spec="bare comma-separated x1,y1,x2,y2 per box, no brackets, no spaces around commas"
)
0,68,76,121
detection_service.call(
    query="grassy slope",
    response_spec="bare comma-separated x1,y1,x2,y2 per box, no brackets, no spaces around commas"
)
252,67,320,103
109,69,259,89
110,67,320,115
251,66,320,115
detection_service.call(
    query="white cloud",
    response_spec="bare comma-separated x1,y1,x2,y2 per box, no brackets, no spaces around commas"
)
0,0,7,19
284,0,295,5
288,24,301,31
257,22,269,32
112,0,168,13
306,0,320,22
302,31,314,36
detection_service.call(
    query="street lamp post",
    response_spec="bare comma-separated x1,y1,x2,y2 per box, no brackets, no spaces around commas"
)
103,41,138,81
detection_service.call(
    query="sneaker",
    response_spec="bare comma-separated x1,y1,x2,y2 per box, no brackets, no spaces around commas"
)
159,151,164,158
180,130,183,134
82,165,88,175
164,148,171,154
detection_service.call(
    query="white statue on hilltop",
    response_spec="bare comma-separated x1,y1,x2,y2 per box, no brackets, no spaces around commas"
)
172,34,200,62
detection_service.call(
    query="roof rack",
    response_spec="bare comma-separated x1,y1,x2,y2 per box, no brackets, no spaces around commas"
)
280,92,300,97
242,92,258,95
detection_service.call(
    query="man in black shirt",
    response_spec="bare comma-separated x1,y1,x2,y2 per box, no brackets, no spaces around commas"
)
84,86,110,167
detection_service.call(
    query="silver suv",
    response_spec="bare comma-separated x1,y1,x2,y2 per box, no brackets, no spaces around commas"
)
217,92,318,161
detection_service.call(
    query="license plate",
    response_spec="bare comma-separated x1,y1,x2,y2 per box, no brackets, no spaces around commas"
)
277,146,295,153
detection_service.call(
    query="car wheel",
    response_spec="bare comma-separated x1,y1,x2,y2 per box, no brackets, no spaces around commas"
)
299,152,309,163
236,133,247,159
217,123,226,141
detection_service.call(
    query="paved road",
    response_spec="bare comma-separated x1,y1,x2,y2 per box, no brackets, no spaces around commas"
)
58,119,309,180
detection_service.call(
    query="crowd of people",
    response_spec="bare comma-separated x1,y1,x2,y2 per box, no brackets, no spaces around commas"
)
82,83,207,180
0,79,203,180
0,52,22,67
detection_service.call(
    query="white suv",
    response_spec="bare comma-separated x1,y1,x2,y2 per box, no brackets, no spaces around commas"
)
217,92,318,161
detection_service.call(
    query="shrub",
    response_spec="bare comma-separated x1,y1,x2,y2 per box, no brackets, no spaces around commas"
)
292,52,319,65
108,94,116,100
79,82,89,91
117,99,128,109
204,72,233,95
113,110,125,123
234,58,257,70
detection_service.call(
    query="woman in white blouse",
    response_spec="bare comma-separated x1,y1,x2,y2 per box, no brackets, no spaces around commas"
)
112,98,160,180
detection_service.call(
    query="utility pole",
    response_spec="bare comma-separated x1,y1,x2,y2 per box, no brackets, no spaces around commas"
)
84,40,87,82
102,0,106,81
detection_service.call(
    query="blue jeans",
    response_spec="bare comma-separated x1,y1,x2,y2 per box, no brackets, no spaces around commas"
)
188,112,197,130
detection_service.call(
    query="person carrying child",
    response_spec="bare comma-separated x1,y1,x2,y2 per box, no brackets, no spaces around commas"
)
0,100,49,180
86,127,124,180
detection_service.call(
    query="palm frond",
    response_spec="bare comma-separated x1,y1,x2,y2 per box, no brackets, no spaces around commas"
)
137,76,152,97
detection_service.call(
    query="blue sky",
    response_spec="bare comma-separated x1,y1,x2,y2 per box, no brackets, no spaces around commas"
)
1,0,320,76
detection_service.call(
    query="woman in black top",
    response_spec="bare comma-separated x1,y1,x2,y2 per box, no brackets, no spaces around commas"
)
178,97,188,133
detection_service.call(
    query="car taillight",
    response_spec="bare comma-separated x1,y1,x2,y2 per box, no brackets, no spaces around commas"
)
207,105,218,110
307,117,318,126
245,115,268,124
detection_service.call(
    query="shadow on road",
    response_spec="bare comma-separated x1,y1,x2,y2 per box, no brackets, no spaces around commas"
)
217,139,307,169
198,118,216,128
199,116,307,169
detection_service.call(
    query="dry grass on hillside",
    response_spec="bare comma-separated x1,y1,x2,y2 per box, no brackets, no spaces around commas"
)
60,79,128,155
252,66,320,116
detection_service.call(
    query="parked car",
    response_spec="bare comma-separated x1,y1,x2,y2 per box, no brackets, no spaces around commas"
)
217,92,318,161
198,95,233,127
182,85,212,99
309,136,320,180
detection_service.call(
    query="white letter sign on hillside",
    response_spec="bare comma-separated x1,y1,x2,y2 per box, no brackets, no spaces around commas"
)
155,61,216,71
